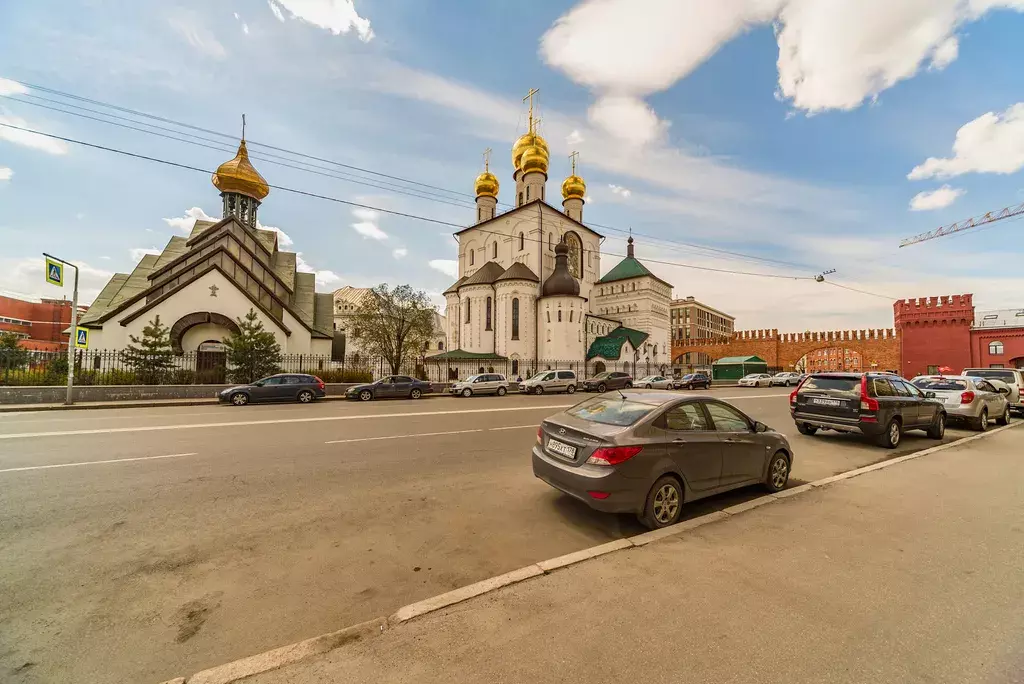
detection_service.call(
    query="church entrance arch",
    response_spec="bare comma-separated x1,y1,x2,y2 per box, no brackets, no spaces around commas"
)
196,340,228,383
169,312,240,354
592,360,606,375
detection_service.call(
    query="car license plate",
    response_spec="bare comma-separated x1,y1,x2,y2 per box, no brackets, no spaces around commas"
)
547,438,577,459
811,398,842,406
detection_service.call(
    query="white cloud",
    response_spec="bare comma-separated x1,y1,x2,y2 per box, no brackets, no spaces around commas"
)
130,247,161,262
168,13,227,59
392,247,408,259
583,194,593,203
909,185,965,211
0,114,69,154
0,166,11,181
608,184,632,198
0,77,28,96
295,253,341,288
256,221,294,247
0,257,113,305
243,23,250,35
429,259,459,280
351,207,388,241
566,129,585,145
908,103,1024,180
162,206,217,234
271,0,374,41
234,12,240,19
99,256,111,260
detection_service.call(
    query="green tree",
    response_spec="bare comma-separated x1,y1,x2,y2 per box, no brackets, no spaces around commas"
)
121,316,175,384
0,332,30,371
223,308,282,383
352,283,436,375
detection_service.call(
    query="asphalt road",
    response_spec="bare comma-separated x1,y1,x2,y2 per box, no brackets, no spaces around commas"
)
0,387,987,683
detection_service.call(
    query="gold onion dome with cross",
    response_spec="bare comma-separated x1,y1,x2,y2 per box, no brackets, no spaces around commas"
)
512,87,549,175
474,151,499,198
561,152,586,200
212,138,269,200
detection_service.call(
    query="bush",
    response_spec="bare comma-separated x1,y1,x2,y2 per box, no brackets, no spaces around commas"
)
98,369,138,385
318,368,373,383
169,369,196,385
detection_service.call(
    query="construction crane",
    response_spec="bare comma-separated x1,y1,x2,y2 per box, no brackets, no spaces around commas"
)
899,200,1024,248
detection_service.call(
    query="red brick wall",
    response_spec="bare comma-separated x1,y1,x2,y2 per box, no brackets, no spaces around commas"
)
0,295,76,350
969,328,1024,369
894,295,974,378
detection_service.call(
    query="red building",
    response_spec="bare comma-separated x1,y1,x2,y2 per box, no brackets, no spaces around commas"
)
0,293,83,351
895,294,1024,377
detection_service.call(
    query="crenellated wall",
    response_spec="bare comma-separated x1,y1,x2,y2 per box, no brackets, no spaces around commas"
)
894,294,974,377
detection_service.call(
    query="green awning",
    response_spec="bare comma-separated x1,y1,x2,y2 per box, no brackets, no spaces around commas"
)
427,349,508,361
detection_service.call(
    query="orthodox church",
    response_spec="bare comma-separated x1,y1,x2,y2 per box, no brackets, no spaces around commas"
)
437,94,672,378
78,136,335,369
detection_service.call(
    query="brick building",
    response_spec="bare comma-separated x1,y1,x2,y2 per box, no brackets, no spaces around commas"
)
670,296,734,371
803,347,863,373
0,293,84,351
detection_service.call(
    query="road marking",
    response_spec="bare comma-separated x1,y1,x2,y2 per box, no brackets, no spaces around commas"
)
0,452,196,474
326,429,483,444
489,424,540,431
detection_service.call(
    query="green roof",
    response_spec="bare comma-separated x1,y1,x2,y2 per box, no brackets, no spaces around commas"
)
586,326,649,360
427,349,507,360
597,256,653,284
713,355,766,364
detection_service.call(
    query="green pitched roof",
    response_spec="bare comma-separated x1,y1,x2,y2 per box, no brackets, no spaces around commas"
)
312,293,335,338
427,349,507,360
713,355,766,364
586,326,649,360
597,256,653,284
78,274,129,326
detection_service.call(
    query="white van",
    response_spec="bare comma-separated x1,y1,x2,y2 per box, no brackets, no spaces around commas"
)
961,368,1024,415
519,370,577,395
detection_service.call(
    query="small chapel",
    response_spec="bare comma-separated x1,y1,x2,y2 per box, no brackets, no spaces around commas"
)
435,91,673,378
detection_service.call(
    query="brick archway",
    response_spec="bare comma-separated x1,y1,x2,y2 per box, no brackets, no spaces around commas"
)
169,312,240,354
673,328,900,371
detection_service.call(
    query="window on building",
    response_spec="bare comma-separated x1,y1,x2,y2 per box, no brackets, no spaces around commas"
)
469,250,474,266
569,310,573,322
546,311,550,323
438,341,444,350
519,232,524,251
547,329,551,342
477,208,482,222
486,297,492,330
492,242,497,259
632,282,636,291
557,310,562,322
465,299,471,324
518,191,523,206
511,298,520,340
526,186,530,201
548,233,553,249
989,341,1004,355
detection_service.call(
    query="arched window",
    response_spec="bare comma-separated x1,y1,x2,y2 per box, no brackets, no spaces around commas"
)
485,297,492,330
492,242,497,259
541,186,545,200
469,250,474,266
564,231,582,278
438,341,444,350
518,191,523,206
465,298,471,323
558,310,562,322
548,233,553,249
653,344,658,355
546,311,550,323
519,232,524,251
511,298,520,340
569,310,574,322
526,186,530,201
989,341,1004,355
632,282,636,291
511,358,519,375
547,329,551,342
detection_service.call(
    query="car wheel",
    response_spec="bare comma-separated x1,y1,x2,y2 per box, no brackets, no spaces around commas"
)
230,392,249,406
597,383,607,393
624,382,633,389
764,452,790,493
975,408,988,432
297,390,314,403
496,386,507,396
878,418,902,449
359,390,373,402
645,383,652,389
462,387,473,398
639,475,683,530
410,388,422,400
797,422,818,436
927,412,945,440
996,405,1010,426
566,384,576,394
534,385,544,395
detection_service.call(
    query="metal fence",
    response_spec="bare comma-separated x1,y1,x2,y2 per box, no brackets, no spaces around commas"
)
422,357,675,383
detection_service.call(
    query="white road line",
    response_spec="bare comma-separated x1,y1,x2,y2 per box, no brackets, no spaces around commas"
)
0,452,197,474
489,424,540,431
326,429,483,444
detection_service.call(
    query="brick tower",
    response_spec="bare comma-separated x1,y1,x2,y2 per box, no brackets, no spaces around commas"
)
893,294,974,378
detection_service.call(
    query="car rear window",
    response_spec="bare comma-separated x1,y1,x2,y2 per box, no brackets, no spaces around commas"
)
965,369,1018,384
566,397,658,427
913,378,967,391
800,376,860,394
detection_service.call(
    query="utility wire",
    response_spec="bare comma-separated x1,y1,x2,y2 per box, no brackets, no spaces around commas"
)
821,280,896,300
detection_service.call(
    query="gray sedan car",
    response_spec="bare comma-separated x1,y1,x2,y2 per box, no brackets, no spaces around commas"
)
532,391,793,529
910,375,1010,430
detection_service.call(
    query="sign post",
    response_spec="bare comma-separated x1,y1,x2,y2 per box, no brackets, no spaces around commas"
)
43,253,80,405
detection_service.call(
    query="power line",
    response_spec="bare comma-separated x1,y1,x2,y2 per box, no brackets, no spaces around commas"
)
821,280,895,300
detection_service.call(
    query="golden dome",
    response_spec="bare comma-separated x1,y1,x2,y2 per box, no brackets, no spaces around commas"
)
512,131,549,171
212,140,269,200
474,170,499,198
520,143,548,175
561,174,586,201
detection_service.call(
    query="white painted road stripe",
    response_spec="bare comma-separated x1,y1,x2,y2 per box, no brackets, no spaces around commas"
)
326,429,483,444
0,452,197,474
489,424,541,431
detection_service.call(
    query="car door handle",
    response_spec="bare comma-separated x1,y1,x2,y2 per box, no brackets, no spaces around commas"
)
722,437,741,443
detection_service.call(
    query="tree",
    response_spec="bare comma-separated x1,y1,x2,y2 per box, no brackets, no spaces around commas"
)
352,284,436,375
121,316,175,384
0,332,30,371
223,308,282,383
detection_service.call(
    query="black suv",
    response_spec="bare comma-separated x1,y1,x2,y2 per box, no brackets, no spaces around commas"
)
674,373,711,390
582,371,632,393
790,372,946,448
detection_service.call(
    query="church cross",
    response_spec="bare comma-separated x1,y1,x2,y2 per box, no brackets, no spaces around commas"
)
482,147,492,171
523,88,539,132
569,150,579,175
209,284,219,297
241,114,247,141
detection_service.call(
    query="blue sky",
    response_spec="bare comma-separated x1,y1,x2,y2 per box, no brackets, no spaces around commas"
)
2,0,1024,330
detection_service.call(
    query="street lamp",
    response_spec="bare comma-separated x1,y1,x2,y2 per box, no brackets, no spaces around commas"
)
44,252,79,405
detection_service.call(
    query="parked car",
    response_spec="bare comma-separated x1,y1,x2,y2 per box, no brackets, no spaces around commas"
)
738,373,773,388
532,392,793,529
961,368,1024,416
791,372,945,448
219,373,325,406
520,370,577,395
770,371,802,387
581,371,632,393
636,375,674,389
450,373,509,397
345,375,433,402
673,373,710,390
911,375,1010,430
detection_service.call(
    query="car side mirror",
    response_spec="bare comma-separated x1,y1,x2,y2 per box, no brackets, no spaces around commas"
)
998,387,1010,395
754,421,768,433
924,391,937,398
254,381,264,387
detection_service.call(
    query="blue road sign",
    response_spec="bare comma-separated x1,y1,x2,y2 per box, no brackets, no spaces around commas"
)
45,257,64,286
75,327,89,349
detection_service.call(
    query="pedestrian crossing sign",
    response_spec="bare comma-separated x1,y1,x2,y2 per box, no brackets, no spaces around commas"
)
75,327,89,349
45,257,64,287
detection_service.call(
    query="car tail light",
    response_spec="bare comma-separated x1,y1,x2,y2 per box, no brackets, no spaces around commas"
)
587,491,611,500
314,376,325,391
537,427,543,445
586,445,643,466
789,389,798,407
960,391,975,404
860,376,879,412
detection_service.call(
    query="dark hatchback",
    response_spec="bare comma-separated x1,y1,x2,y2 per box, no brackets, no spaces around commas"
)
674,373,710,390
791,372,946,448
345,375,433,401
581,371,633,393
219,373,325,406
532,392,793,529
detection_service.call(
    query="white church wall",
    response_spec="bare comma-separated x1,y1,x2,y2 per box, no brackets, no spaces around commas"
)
494,281,536,361
537,296,585,359
459,284,495,355
180,323,235,352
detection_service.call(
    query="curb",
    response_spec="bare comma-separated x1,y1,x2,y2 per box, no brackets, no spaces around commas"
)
158,420,1021,683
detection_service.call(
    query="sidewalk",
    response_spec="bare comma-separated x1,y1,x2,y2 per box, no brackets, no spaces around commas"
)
190,425,1023,684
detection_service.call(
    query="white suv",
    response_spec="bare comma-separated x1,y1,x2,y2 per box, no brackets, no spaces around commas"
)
450,373,509,397
519,370,577,395
962,368,1024,415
